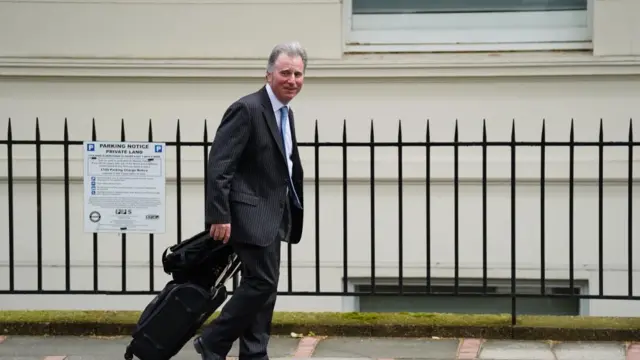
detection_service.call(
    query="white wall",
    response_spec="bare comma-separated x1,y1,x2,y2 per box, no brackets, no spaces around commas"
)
0,0,343,60
1,0,640,316
1,75,640,315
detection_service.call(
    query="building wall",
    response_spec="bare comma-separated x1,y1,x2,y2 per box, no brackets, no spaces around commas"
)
1,0,640,315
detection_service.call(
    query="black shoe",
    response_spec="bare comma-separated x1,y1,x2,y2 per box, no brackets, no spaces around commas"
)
193,336,220,360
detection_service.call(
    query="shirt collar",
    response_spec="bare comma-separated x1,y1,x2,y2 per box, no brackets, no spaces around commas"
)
266,83,288,114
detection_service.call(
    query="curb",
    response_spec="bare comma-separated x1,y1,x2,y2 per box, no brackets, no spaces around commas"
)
2,322,640,341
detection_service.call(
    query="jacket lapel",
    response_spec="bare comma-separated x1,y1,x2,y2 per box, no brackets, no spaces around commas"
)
259,87,286,159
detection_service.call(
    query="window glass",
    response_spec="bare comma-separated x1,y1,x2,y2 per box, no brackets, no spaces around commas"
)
352,0,588,14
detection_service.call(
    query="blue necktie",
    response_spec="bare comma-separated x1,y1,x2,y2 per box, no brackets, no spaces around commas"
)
279,106,302,209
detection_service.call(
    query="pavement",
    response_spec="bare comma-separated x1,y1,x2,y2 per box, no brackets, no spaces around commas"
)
0,334,638,360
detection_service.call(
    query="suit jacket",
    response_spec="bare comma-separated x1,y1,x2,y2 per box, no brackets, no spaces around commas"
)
205,86,304,246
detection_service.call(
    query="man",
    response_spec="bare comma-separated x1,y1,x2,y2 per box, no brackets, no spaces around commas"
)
193,41,307,360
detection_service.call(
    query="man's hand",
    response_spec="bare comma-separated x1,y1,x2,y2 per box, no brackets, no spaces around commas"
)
210,223,231,243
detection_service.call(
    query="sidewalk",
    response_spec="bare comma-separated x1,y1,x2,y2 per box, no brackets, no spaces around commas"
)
0,334,638,360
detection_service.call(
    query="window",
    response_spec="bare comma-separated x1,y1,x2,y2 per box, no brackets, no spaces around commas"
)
344,0,592,53
347,277,587,316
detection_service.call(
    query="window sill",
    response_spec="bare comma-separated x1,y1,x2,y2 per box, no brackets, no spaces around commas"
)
344,41,592,54
324,51,640,77
1,51,640,78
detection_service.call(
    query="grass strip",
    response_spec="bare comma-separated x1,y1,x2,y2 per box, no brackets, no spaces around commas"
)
1,311,639,341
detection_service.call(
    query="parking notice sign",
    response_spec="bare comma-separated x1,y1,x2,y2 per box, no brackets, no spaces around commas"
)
83,141,166,234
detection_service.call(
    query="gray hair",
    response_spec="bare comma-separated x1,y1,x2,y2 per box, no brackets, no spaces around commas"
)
266,41,308,73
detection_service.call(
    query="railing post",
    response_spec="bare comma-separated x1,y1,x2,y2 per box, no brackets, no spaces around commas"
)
453,120,459,294
176,120,182,244
6,119,14,291
91,118,99,291
120,119,127,293
569,120,575,292
148,119,155,292
64,118,71,291
510,120,517,326
628,118,634,297
598,119,604,296
425,120,431,293
203,119,209,232
398,120,404,294
369,119,375,294
35,118,43,291
314,119,321,292
342,119,348,294
482,119,488,292
540,120,546,295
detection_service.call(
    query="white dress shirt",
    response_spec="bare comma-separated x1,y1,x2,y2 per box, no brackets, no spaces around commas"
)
265,84,294,177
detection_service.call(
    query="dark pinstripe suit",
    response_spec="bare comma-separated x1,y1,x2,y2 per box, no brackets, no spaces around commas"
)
199,85,304,360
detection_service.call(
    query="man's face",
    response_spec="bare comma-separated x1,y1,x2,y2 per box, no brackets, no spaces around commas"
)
266,54,305,104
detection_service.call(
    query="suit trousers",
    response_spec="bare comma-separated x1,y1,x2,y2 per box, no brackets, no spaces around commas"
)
200,198,291,360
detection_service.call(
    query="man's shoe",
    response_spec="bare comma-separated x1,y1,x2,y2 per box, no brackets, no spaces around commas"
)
193,336,220,360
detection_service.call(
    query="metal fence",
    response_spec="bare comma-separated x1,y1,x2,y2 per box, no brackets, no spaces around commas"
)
0,117,638,322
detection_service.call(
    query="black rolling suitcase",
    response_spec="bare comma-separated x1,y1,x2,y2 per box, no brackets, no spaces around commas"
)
124,230,241,360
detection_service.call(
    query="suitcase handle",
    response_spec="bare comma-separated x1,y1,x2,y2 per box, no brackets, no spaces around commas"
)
211,254,241,291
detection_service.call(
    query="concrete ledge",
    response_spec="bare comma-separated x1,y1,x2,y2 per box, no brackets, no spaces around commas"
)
4,51,640,78
1,311,639,341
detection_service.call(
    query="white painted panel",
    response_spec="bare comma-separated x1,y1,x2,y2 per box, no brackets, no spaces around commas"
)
0,0,342,59
592,0,632,56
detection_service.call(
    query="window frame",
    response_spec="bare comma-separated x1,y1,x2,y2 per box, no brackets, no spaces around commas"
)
343,0,594,53
345,277,589,315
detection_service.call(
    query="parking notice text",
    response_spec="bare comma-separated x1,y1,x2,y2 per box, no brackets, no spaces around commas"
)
83,141,166,234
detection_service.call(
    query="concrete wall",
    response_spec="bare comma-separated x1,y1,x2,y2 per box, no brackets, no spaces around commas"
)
1,0,640,316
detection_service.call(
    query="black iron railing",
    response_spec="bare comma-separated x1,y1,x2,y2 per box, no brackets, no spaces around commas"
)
0,117,638,323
